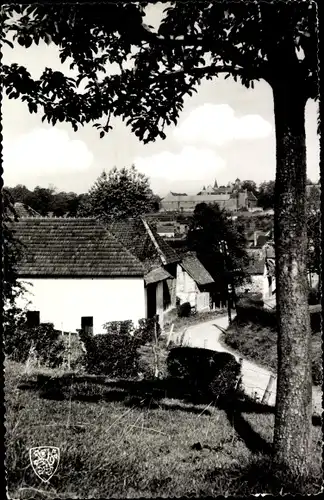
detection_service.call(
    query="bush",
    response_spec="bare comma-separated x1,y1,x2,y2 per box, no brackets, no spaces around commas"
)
177,302,191,318
79,317,160,378
167,347,241,402
4,322,65,368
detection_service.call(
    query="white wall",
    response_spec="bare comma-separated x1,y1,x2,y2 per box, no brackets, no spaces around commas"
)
176,264,210,311
16,277,146,334
176,264,197,307
237,273,266,298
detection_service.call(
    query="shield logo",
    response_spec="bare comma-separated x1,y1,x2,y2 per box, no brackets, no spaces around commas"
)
29,446,60,482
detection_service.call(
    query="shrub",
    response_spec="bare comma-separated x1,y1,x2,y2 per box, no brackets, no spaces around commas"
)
167,346,241,402
79,317,160,378
4,322,65,368
177,302,191,318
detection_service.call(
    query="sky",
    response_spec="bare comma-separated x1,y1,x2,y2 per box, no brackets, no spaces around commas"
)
2,4,320,197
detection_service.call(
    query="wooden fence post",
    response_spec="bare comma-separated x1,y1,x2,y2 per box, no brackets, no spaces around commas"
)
166,323,174,347
67,331,71,371
261,373,276,404
153,316,159,378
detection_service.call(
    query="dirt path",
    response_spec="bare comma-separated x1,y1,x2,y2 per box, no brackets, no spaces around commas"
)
169,314,322,415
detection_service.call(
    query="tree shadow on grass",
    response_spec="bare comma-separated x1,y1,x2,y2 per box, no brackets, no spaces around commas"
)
16,372,322,455
224,403,272,455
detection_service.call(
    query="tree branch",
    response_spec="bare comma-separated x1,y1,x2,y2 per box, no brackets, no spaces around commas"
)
154,64,263,85
140,24,267,69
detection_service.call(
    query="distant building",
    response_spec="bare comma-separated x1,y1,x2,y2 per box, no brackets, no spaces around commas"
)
237,246,276,300
160,179,257,213
176,251,215,312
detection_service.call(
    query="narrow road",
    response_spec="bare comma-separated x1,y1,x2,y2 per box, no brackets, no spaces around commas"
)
170,314,322,415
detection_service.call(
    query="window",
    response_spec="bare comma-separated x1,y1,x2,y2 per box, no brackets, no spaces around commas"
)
26,311,40,328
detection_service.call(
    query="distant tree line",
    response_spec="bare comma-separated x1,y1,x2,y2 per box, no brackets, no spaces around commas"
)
236,178,319,211
5,165,161,218
6,175,319,218
5,184,86,217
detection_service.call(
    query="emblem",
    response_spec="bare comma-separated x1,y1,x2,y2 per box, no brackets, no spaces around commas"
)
29,446,60,482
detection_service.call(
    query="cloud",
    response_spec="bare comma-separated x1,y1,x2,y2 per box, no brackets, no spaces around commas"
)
173,104,272,146
3,128,94,186
134,146,226,183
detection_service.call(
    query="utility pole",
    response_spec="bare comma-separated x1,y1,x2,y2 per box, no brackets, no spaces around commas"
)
221,240,232,324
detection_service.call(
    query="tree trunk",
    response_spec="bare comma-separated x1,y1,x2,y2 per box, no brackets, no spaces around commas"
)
272,82,312,477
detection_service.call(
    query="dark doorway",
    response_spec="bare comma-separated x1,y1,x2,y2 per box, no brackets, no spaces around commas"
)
147,284,157,318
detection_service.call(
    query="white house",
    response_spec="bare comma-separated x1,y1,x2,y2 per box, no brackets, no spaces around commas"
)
176,252,214,311
108,217,181,331
13,217,147,334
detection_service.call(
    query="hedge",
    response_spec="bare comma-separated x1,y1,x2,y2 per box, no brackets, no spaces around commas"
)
167,346,242,402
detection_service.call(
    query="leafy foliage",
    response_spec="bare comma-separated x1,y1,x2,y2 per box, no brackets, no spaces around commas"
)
167,347,242,402
1,3,318,140
257,181,275,210
77,166,158,220
177,302,191,318
79,317,160,378
186,202,249,288
4,322,65,368
241,180,258,198
2,189,25,314
6,184,86,217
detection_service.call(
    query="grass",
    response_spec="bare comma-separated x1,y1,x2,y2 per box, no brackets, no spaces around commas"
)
222,317,322,386
5,360,322,498
163,307,228,334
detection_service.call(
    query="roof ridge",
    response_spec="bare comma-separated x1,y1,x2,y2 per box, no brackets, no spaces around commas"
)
95,218,146,272
141,217,167,265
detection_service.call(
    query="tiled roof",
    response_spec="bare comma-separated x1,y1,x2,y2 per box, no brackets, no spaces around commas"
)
12,217,145,277
144,267,173,285
180,252,214,286
108,218,180,271
156,224,175,233
13,203,40,218
163,193,231,202
170,191,188,196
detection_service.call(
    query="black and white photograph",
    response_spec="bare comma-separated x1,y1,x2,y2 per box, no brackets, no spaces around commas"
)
2,1,322,497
